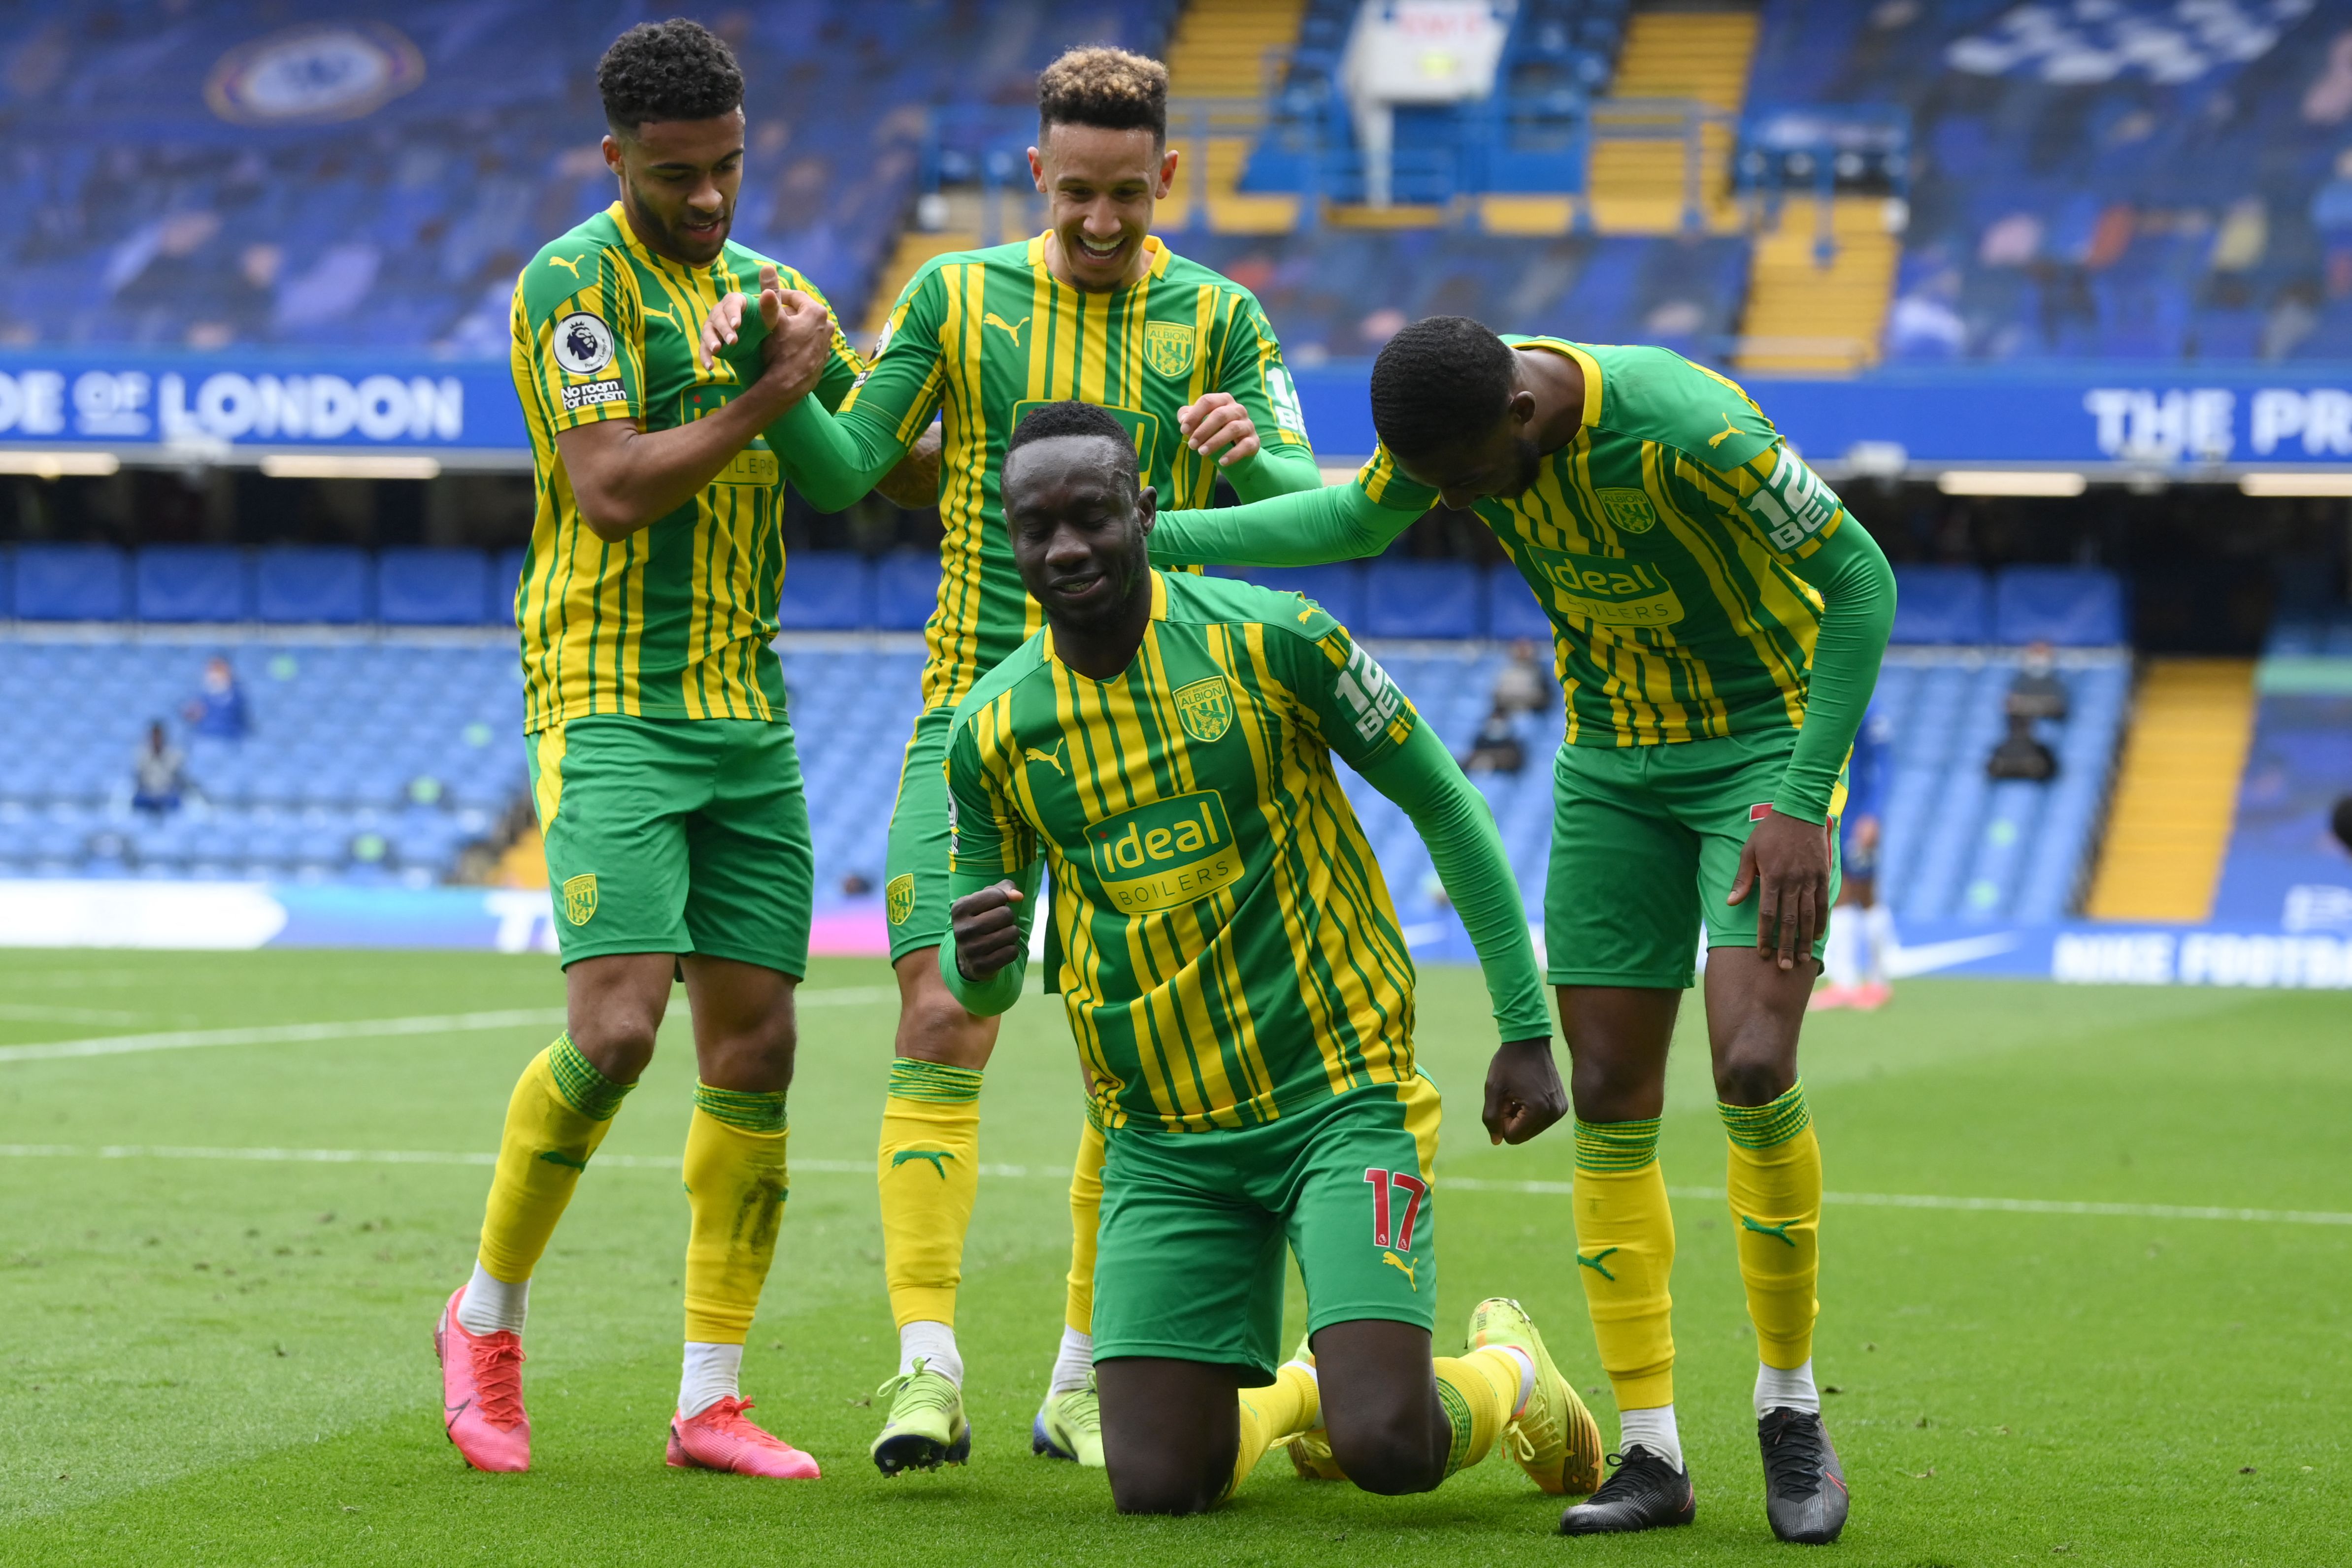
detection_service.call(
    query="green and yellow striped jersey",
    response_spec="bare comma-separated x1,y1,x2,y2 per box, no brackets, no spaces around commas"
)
508,201,863,733
841,234,1313,711
1358,338,1858,749
946,571,1422,1135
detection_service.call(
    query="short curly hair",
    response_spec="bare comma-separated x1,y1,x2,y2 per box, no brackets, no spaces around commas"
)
1036,46,1167,143
1006,400,1139,496
1370,316,1519,458
598,19,743,137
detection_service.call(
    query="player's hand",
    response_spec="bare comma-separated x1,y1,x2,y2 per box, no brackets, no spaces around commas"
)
1727,807,1830,970
1481,1038,1567,1146
754,283,831,408
950,879,1028,982
698,291,750,368
1177,392,1261,468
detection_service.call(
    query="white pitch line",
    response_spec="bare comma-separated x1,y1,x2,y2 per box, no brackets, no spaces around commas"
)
0,986,897,1065
0,1143,2344,1227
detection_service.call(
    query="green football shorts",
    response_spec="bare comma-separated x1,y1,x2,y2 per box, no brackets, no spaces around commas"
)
882,704,957,962
1544,729,1844,990
1091,1075,1442,1384
525,714,813,976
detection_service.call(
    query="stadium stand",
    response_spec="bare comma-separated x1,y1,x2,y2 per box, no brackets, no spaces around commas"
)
1748,0,2352,364
0,1,1176,350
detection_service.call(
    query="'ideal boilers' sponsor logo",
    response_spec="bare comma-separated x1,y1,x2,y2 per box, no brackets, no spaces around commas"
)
1085,790,1241,915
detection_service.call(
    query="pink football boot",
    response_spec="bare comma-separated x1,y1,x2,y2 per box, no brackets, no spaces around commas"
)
668,1397,821,1479
434,1286,530,1472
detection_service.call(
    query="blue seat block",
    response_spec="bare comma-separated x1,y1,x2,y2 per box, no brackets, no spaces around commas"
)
1251,564,1363,627
379,549,491,625
873,552,939,631
1992,566,2124,646
1487,563,1552,642
15,544,128,621
257,548,371,624
134,547,250,622
779,552,874,630
1890,565,1989,645
1363,559,1481,638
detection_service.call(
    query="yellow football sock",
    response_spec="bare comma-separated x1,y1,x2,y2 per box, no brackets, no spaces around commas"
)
878,1059,983,1329
1064,1109,1104,1334
475,1035,631,1285
681,1084,790,1344
1570,1117,1677,1411
1432,1346,1521,1476
1226,1361,1320,1499
1720,1081,1822,1371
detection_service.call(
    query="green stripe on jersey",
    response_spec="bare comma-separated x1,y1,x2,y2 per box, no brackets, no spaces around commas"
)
945,572,1421,1136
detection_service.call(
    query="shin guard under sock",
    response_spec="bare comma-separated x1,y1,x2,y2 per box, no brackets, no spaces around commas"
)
470,1035,631,1317
1227,1361,1320,1499
1720,1082,1822,1374
1570,1117,1678,1413
1064,1108,1105,1337
681,1084,790,1345
877,1059,982,1330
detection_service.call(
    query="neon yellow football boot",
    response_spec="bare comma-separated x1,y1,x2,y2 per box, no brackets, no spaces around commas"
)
870,1358,971,1475
1031,1372,1104,1467
1468,1295,1604,1496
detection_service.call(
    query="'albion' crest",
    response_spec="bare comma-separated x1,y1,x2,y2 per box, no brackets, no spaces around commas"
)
1597,487,1657,534
562,873,597,926
885,873,917,926
1174,676,1233,743
1143,321,1197,379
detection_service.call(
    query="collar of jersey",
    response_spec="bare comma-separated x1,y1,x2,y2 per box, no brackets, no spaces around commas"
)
604,200,719,281
1506,334,1604,430
1026,231,1173,287
1038,571,1168,682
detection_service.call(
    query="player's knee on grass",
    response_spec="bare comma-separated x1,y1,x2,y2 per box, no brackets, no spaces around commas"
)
892,948,999,1069
1316,1321,1447,1497
1097,1357,1240,1515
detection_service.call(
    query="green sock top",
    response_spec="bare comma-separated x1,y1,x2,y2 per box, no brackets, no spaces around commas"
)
889,1058,984,1105
695,1081,789,1134
1718,1080,1811,1148
1573,1116,1662,1174
548,1034,634,1122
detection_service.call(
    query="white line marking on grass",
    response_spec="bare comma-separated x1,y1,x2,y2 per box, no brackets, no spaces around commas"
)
0,986,895,1065
1,1144,2346,1226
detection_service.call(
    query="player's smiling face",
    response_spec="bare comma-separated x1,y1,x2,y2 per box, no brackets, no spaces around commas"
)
604,109,745,267
1030,123,1177,293
1005,434,1159,638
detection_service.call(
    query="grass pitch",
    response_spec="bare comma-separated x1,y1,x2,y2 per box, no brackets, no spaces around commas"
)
0,949,2345,1566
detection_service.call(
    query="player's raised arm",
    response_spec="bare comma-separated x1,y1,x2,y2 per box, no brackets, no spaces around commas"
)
1717,446,1898,967
1291,619,1560,1144
551,280,835,539
1146,454,1424,568
1174,294,1322,501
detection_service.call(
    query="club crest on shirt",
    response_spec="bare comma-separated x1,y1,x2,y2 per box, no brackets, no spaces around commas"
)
886,873,917,926
552,312,615,376
562,873,597,926
1173,676,1233,744
1143,321,1197,379
1597,487,1657,534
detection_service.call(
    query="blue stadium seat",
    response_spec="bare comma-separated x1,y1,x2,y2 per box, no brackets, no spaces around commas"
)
1487,564,1551,642
378,549,491,626
1889,566,1988,644
1251,565,1364,627
873,552,940,631
134,547,250,623
15,544,128,621
1992,567,2124,647
492,547,528,625
1363,559,1482,638
257,548,371,624
779,552,874,630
